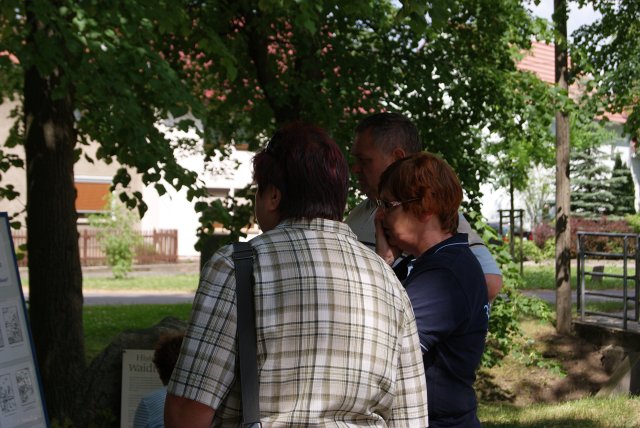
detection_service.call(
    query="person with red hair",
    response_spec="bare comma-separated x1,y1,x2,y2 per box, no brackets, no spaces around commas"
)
347,112,503,301
375,152,489,428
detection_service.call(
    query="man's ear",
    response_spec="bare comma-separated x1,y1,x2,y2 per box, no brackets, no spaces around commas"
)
391,147,406,161
266,185,282,211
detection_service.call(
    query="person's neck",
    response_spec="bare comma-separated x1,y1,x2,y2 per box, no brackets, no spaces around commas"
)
413,230,453,257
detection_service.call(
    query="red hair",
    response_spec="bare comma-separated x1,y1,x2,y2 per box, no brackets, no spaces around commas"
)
379,152,462,234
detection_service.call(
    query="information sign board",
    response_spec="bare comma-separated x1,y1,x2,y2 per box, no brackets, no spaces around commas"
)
0,212,48,427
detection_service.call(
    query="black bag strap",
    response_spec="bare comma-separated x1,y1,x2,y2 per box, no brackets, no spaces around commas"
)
232,242,261,428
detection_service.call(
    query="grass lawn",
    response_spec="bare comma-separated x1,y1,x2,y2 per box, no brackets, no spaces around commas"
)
84,303,192,363
521,261,636,290
82,274,199,292
81,301,640,427
22,274,199,293
479,397,640,427
68,266,639,426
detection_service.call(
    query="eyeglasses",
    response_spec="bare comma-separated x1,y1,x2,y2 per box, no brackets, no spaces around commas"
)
375,197,421,211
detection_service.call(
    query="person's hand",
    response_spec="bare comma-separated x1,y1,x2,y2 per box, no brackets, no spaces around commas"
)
375,209,401,265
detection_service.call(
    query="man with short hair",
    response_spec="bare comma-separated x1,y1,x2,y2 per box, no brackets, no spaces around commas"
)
346,112,503,300
165,122,429,427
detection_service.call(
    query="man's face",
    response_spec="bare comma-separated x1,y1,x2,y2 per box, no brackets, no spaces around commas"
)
350,129,396,199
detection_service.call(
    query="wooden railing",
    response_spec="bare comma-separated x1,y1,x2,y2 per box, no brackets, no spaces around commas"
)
10,229,178,267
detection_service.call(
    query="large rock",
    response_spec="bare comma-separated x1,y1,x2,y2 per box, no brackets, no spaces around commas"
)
597,351,640,397
77,317,187,427
600,345,626,375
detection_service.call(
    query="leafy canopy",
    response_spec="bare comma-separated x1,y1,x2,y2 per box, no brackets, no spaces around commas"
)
1,0,554,241
572,0,640,136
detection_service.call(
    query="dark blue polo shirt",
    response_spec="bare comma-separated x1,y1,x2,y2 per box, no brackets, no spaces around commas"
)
403,233,489,428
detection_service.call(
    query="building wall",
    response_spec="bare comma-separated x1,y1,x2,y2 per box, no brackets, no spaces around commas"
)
0,100,143,228
140,144,257,258
1,101,257,259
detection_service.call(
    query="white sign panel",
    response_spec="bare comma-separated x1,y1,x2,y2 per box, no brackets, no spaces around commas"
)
120,349,163,428
0,212,48,427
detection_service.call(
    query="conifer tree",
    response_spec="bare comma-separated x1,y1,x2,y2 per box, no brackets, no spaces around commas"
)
609,153,635,216
570,146,614,218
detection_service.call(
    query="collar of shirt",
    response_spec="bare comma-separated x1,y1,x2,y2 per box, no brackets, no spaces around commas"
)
413,232,469,264
275,217,358,241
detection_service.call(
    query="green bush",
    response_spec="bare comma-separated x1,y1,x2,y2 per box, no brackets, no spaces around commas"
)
466,211,553,368
542,238,555,259
521,240,545,263
626,214,640,233
88,196,143,279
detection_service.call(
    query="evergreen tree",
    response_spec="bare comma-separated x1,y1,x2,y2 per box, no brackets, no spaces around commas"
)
570,146,614,218
609,153,636,216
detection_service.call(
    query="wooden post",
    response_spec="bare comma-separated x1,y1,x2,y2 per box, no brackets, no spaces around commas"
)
554,0,572,335
82,229,88,266
172,229,178,262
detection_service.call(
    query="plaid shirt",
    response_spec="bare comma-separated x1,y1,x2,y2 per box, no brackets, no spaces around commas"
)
168,218,428,427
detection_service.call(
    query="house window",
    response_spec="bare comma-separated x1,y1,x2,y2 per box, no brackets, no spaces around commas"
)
75,177,112,222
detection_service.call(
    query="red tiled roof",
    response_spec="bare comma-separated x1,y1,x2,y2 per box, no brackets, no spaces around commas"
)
517,41,627,124
517,41,556,84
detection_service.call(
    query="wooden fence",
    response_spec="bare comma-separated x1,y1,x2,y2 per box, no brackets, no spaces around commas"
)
10,229,178,267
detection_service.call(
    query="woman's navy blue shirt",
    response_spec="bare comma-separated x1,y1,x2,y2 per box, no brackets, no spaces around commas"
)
403,233,489,428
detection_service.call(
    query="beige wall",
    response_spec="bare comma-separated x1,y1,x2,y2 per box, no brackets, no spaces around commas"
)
0,99,142,227
1,99,258,258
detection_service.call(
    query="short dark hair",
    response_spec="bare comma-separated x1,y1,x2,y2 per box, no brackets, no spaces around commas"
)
355,112,421,155
153,332,184,385
253,122,349,221
379,152,462,234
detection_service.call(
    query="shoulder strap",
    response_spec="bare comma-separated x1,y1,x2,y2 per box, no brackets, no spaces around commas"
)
232,242,261,427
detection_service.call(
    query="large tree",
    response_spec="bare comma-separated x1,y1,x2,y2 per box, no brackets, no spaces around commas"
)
572,0,640,137
0,0,551,421
166,0,551,214
1,0,205,423
484,67,555,251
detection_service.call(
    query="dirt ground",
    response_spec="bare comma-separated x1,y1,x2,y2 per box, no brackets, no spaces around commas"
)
476,320,615,406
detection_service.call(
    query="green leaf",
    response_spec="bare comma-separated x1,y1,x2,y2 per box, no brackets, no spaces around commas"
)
155,183,167,196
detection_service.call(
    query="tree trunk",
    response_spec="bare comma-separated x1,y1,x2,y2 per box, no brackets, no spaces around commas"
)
554,0,572,335
24,7,86,423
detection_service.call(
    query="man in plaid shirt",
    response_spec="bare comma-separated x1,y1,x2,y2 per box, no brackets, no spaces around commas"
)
165,122,428,427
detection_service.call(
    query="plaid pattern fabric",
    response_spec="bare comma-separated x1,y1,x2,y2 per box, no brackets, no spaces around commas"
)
168,218,428,427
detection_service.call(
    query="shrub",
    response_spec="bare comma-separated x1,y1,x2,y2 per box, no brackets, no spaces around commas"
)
521,240,545,263
570,216,634,257
88,196,143,279
532,222,554,249
531,216,638,259
625,214,640,233
465,211,553,368
542,238,555,259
